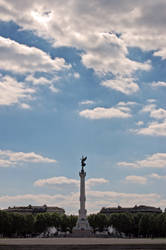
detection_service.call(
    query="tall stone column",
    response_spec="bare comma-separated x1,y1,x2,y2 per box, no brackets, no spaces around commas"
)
79,169,87,219
74,156,91,232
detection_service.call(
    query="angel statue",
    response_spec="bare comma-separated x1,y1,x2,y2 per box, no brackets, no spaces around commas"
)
81,156,87,171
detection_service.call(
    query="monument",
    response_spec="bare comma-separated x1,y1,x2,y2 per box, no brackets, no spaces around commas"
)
73,156,91,236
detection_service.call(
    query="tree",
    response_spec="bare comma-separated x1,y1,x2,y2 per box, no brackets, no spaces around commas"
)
131,213,143,237
51,213,61,228
88,213,108,232
0,211,12,237
138,213,151,237
24,214,35,235
34,213,49,233
88,214,98,232
109,213,134,236
10,213,27,236
161,213,166,237
67,215,77,232
59,214,68,232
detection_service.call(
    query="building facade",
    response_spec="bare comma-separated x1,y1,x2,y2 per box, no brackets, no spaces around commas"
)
100,205,162,215
3,204,65,215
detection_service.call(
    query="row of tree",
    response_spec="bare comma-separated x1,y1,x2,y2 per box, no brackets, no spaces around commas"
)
1,210,166,237
0,211,77,237
88,212,166,237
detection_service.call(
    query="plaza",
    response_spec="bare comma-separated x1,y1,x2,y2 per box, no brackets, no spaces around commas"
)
0,238,166,249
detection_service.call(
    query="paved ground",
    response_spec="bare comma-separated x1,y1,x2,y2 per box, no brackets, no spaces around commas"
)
0,238,166,245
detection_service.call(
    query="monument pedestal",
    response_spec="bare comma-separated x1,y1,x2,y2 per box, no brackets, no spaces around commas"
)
72,229,92,237
75,211,91,231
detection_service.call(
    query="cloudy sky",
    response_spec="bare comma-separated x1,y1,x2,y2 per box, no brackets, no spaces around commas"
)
0,0,166,214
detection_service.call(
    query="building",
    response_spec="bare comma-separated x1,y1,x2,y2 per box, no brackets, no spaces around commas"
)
3,204,65,215
100,205,162,215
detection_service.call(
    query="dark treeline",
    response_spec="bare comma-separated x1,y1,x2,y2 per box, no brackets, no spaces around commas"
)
1,210,166,237
88,212,166,237
0,211,77,237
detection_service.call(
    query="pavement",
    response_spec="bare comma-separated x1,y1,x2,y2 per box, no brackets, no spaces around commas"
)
0,238,166,245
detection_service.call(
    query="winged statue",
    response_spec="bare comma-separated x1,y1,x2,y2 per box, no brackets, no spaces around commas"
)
81,156,87,171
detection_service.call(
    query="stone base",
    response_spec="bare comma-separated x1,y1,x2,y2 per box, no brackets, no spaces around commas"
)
75,217,91,231
72,229,92,237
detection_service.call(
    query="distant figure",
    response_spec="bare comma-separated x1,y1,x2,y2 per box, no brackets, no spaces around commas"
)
81,156,87,171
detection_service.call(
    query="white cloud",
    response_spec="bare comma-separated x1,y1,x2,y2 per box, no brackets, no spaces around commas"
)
150,109,166,120
0,194,75,213
149,173,166,180
34,176,79,187
25,74,59,93
0,36,70,74
101,76,140,95
0,150,56,167
81,33,151,77
19,103,31,109
0,37,70,108
87,190,164,213
79,100,95,106
141,104,156,113
0,1,165,57
125,175,147,184
0,190,163,214
49,85,59,93
116,101,137,112
141,104,166,120
135,104,166,136
0,1,155,96
154,49,166,60
118,153,166,168
0,159,11,168
86,178,109,188
87,190,160,200
147,99,156,103
118,162,137,168
135,120,166,136
117,101,137,106
136,121,144,126
80,106,131,120
152,81,166,88
0,75,35,106
25,75,50,85
117,106,131,112
73,72,80,79
34,176,109,189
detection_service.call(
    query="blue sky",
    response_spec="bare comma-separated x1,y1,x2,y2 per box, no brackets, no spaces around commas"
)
0,0,166,214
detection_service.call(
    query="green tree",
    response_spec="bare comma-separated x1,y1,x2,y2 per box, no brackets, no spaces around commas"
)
131,213,143,237
98,213,108,231
109,213,120,232
51,212,61,228
10,213,26,236
24,214,35,235
109,213,134,236
59,214,68,232
88,214,98,232
138,213,151,237
34,213,48,233
0,211,12,237
67,215,77,232
161,213,166,237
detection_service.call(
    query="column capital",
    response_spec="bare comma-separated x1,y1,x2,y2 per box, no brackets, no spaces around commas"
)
79,170,86,177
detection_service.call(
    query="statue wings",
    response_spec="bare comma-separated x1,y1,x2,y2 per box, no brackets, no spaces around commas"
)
81,156,87,168
82,156,87,162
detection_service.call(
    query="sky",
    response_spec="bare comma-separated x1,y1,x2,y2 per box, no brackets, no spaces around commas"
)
0,0,166,214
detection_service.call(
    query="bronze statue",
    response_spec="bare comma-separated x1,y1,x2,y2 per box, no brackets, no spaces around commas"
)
81,156,87,171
